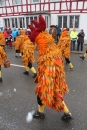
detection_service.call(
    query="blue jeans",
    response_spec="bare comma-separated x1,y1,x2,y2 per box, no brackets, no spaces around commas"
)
71,40,76,50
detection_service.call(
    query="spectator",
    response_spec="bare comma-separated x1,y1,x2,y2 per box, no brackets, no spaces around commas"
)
3,26,9,45
8,31,13,47
12,27,18,42
56,25,61,42
18,28,20,36
49,25,57,42
77,29,85,51
70,28,78,50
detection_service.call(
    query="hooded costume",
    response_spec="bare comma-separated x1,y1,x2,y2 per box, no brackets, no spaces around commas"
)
0,46,10,83
57,29,74,70
28,15,72,120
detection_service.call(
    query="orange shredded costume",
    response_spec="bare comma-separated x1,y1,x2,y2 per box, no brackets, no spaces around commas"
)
21,39,37,78
14,32,29,57
0,46,9,83
57,29,74,70
14,31,37,78
28,15,72,120
0,31,6,48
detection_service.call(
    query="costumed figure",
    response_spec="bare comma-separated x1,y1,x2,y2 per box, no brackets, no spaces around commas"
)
0,46,10,83
28,15,72,120
20,28,26,35
0,30,6,49
13,33,29,57
22,39,37,78
57,29,74,70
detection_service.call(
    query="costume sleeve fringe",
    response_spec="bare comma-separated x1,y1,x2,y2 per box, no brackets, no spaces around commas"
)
0,46,8,65
0,32,6,46
22,40,35,66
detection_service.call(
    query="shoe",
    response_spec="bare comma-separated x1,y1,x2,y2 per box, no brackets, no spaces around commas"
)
61,112,72,121
19,56,21,58
15,56,18,58
32,73,37,78
33,110,45,119
80,56,84,60
23,71,29,75
0,78,2,83
69,67,74,70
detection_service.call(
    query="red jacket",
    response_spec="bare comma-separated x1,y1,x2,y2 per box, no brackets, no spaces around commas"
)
4,30,9,38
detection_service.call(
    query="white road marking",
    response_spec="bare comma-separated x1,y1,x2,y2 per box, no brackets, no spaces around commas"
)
10,64,25,68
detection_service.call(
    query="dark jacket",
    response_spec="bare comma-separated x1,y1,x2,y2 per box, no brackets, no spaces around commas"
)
77,32,85,43
56,27,61,34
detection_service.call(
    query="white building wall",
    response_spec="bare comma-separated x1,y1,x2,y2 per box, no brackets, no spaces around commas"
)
0,18,4,27
51,13,87,43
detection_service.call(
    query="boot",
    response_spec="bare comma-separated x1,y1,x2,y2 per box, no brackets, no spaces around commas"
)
23,71,29,75
80,56,84,60
0,78,2,83
61,112,72,121
62,101,72,121
30,67,37,78
33,105,45,119
69,62,74,70
19,53,22,58
32,73,37,78
33,110,45,119
23,67,29,75
15,53,18,58
0,71,2,83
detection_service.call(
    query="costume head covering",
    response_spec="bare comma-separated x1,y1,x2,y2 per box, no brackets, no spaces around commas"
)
28,15,46,42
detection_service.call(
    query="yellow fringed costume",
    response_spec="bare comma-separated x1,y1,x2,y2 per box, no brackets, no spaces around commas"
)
28,15,72,120
57,29,74,70
0,32,6,46
13,35,29,57
35,31,68,111
22,39,35,66
0,46,9,83
20,29,26,35
22,39,37,78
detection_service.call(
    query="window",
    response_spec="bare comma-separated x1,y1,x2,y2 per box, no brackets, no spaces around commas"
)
69,15,79,28
58,16,67,28
0,0,5,6
32,0,39,3
4,19,10,27
30,17,33,25
11,18,18,28
19,17,25,28
45,16,49,28
14,0,21,5
26,17,29,28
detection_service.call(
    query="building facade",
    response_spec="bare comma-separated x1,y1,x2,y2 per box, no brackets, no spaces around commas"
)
0,0,87,42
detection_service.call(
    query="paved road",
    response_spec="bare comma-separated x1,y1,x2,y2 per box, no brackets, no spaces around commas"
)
0,47,87,130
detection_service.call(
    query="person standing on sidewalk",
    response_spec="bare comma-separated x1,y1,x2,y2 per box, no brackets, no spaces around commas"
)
56,25,61,42
70,28,78,51
77,29,85,51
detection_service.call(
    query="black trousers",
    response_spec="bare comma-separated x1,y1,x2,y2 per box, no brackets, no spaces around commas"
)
65,58,70,64
57,34,60,42
28,62,32,69
16,50,20,53
77,43,83,51
37,96,43,105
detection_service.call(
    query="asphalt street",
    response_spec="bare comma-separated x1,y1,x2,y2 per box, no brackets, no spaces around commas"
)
0,46,87,130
